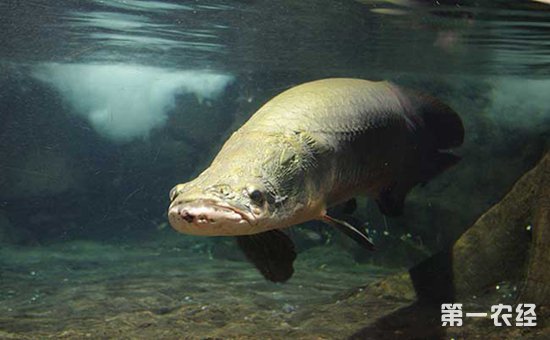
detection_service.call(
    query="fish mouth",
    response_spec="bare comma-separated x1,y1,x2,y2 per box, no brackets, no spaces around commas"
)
168,199,256,236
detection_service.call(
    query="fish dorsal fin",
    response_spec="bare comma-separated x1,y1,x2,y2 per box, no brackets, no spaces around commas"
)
375,186,405,217
323,214,375,251
236,230,296,283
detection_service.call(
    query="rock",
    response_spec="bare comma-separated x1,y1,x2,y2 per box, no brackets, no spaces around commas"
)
452,150,550,305
354,152,550,339
367,272,416,301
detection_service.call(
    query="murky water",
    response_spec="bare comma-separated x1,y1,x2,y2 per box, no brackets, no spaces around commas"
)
1,1,549,339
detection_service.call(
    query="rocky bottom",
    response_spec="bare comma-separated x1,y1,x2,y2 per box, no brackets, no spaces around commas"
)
0,240,547,339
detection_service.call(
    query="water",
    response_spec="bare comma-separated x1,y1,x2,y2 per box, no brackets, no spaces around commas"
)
2,0,550,74
1,1,549,338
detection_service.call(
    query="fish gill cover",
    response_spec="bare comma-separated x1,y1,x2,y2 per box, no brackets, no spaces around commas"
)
32,63,233,142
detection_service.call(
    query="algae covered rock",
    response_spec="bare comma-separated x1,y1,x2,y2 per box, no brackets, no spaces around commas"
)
367,272,417,301
452,150,550,305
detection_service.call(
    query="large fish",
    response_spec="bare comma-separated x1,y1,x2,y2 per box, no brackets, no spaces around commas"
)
168,78,464,282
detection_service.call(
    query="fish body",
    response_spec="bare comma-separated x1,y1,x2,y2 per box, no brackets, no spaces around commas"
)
168,78,463,281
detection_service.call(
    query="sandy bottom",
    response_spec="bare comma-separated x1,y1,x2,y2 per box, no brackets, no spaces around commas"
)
0,240,546,339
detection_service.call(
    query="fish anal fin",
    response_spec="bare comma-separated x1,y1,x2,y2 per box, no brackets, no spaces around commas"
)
341,198,357,215
421,152,461,186
376,152,460,214
236,230,296,283
327,197,358,216
323,214,375,251
376,186,405,217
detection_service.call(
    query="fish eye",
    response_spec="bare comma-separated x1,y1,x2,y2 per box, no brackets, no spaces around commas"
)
248,188,265,205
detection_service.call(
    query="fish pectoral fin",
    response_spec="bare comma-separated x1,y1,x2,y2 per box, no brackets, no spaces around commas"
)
236,230,297,283
322,214,375,251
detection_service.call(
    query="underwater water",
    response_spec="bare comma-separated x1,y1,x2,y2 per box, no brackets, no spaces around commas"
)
1,0,549,339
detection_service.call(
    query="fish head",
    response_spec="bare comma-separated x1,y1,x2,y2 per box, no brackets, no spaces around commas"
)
168,176,294,236
168,131,320,236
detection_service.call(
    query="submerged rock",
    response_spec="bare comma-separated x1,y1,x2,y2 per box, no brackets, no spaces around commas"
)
452,150,550,305
401,150,549,306
353,151,550,338
367,272,416,301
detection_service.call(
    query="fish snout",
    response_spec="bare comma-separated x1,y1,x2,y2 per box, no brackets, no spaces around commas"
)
172,206,213,225
169,205,213,228
168,201,254,236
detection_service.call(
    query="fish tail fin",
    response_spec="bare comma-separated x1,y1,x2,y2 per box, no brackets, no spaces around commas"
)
375,89,464,217
415,93,464,184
